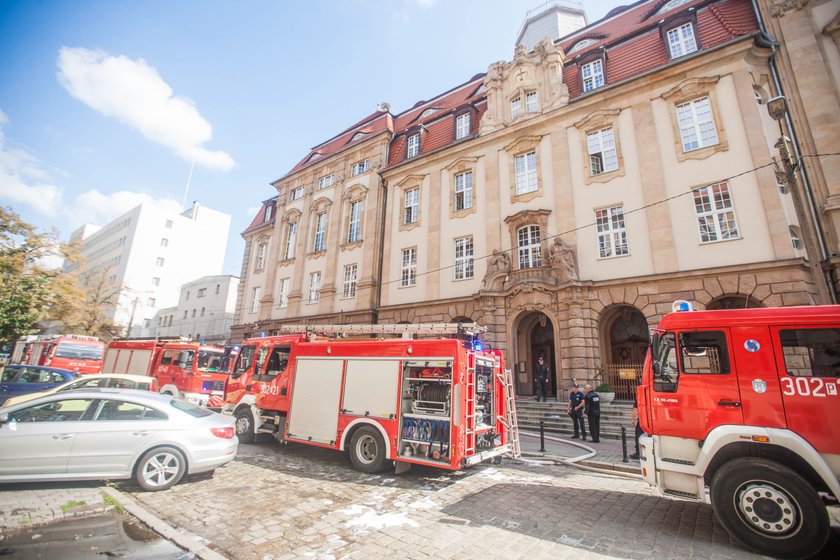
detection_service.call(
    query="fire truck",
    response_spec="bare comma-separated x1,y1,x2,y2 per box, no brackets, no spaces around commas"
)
638,301,840,559
11,334,104,374
103,339,229,408
221,323,519,473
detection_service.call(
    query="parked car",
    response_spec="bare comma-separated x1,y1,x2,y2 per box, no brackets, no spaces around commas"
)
0,365,78,406
0,389,238,490
2,373,159,407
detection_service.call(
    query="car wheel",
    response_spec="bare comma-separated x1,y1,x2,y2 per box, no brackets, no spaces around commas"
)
235,408,255,444
710,457,829,559
135,446,186,491
348,425,389,473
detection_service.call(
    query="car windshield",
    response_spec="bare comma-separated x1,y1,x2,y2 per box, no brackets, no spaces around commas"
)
54,343,103,361
196,350,226,373
169,398,213,418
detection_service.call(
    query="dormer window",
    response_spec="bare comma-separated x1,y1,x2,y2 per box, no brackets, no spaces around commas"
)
581,59,605,93
667,22,698,58
420,108,439,118
263,204,273,223
309,153,322,162
351,132,367,142
526,91,539,112
655,0,692,16
406,133,420,159
568,38,596,54
455,112,471,140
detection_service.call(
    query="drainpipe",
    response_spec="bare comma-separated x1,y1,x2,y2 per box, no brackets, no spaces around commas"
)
751,0,835,303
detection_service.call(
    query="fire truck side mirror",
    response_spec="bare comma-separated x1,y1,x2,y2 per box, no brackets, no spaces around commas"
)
649,333,660,361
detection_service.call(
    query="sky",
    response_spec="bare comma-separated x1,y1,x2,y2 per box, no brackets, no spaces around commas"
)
0,0,619,276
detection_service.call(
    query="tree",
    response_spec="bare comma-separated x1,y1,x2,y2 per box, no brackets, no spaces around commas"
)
0,206,64,342
52,266,123,339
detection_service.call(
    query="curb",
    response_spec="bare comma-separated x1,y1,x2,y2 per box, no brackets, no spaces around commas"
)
101,487,227,560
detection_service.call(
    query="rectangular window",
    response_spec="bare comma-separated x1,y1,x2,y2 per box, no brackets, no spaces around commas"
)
595,205,629,258
677,97,718,152
347,200,362,243
581,59,605,92
186,291,190,300
156,257,165,267
694,182,739,243
343,264,358,299
404,188,419,224
263,204,273,223
587,127,618,175
514,151,538,195
165,219,173,229
284,222,297,259
290,187,304,201
518,225,542,269
152,277,160,287
780,329,840,378
183,311,187,319
351,160,368,176
510,97,522,117
250,287,260,313
255,243,266,269
192,309,196,318
406,134,420,158
318,174,335,189
454,171,474,211
197,288,206,298
667,22,698,58
147,297,156,306
215,284,220,294
160,238,169,247
278,278,290,308
454,237,474,280
200,307,205,317
679,331,730,374
313,212,327,252
308,272,321,303
401,248,417,287
455,113,471,140
526,91,539,112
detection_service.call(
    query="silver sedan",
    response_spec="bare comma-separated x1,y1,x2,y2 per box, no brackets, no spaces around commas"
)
0,389,238,491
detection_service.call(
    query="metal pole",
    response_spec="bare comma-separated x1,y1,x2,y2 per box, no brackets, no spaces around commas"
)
539,419,546,452
621,426,629,463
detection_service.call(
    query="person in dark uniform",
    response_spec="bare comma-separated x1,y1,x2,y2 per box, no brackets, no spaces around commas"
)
567,384,586,439
534,356,550,402
629,394,643,460
583,384,601,443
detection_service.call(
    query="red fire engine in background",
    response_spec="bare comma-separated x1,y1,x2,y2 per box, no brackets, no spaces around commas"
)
638,301,840,559
221,323,519,473
103,339,230,408
11,334,104,374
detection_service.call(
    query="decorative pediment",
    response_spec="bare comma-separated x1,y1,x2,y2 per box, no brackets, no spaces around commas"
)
574,108,622,132
311,196,332,213
282,208,301,222
394,174,427,190
444,156,479,173
661,76,720,104
480,38,570,135
504,135,543,155
342,183,368,201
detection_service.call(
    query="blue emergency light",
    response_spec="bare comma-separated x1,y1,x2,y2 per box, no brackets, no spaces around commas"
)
672,300,694,312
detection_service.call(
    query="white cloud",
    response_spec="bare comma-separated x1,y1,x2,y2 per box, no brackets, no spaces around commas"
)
57,47,234,171
395,0,436,20
0,115,64,216
67,189,182,228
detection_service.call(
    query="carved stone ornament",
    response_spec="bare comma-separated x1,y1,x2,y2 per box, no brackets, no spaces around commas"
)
770,0,809,17
548,237,578,282
482,249,512,291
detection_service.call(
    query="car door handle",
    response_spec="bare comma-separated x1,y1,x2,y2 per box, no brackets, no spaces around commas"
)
52,434,74,440
133,431,150,436
717,400,741,407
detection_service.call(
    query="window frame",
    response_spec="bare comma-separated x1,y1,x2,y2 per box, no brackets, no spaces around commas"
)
595,205,629,259
517,225,542,269
351,160,369,176
283,221,298,260
666,21,698,59
587,127,618,177
347,199,363,244
693,181,740,244
454,236,474,281
400,247,417,288
250,286,260,313
580,58,605,93
454,171,473,212
318,174,335,189
255,242,266,270
343,264,358,299
308,271,321,304
455,112,471,140
277,277,290,308
312,211,327,253
406,133,420,159
404,187,420,225
514,150,538,196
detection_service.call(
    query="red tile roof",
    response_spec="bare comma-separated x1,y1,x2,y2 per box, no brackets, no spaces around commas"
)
243,198,277,236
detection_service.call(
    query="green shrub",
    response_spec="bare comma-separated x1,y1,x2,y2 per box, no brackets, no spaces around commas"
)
595,384,611,392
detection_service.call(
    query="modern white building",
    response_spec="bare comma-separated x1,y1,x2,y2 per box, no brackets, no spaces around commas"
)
68,201,231,337
155,275,239,344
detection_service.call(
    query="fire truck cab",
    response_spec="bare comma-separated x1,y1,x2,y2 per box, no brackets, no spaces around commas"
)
11,334,104,374
638,302,840,559
222,323,517,473
104,339,228,408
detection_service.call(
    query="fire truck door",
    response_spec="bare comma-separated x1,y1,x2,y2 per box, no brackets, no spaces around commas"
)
649,329,743,441
730,325,786,430
286,358,343,445
772,326,840,454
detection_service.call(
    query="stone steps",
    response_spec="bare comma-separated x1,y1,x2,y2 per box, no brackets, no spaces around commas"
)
513,398,634,440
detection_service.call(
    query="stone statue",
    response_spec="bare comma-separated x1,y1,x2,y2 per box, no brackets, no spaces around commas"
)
486,249,511,277
549,237,578,282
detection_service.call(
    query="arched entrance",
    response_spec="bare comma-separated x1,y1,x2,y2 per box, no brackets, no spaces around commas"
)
514,312,556,399
707,295,763,309
601,305,648,401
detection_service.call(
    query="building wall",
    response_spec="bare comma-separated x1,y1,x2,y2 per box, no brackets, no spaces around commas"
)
154,275,239,343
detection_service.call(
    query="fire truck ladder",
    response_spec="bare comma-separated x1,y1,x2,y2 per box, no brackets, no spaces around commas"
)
465,366,476,455
272,322,487,339
497,367,521,459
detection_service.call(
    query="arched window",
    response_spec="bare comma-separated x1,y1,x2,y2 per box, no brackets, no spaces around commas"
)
518,225,542,269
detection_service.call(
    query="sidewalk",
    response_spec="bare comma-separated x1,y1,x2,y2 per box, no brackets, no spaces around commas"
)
518,429,642,475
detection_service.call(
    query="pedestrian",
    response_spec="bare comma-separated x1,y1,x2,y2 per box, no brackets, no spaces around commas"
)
534,355,550,402
629,395,643,460
583,384,601,443
567,384,586,439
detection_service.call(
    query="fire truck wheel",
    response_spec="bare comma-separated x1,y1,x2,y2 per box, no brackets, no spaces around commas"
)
235,409,255,444
348,426,388,473
135,446,187,491
710,457,829,559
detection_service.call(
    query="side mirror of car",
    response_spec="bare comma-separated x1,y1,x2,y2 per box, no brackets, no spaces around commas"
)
0,412,7,425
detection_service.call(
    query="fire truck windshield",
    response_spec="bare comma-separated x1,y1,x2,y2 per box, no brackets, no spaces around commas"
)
54,343,103,361
196,350,226,373
232,345,256,379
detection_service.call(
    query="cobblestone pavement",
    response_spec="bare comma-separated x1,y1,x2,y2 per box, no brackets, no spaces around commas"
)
118,440,776,560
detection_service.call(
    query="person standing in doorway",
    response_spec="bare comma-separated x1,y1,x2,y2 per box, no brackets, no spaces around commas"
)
583,384,601,443
567,384,586,439
534,355,550,402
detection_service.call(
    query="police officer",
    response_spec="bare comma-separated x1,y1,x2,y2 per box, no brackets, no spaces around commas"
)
583,384,601,443
534,356,550,402
567,384,586,439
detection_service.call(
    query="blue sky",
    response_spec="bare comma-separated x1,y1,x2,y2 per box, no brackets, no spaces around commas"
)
0,0,618,276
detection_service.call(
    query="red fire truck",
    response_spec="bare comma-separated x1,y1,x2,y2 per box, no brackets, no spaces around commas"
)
221,323,518,473
638,301,840,559
11,334,104,374
103,339,229,409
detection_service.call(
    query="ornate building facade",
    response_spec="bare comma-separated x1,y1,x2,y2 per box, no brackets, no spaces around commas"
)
233,0,839,400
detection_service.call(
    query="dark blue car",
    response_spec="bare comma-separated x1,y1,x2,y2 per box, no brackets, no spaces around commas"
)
0,365,78,406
